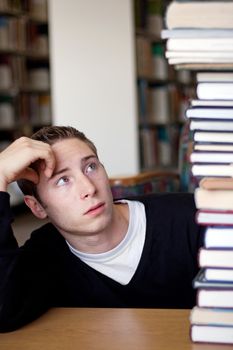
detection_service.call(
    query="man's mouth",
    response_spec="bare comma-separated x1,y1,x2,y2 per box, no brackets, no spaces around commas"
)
85,202,105,215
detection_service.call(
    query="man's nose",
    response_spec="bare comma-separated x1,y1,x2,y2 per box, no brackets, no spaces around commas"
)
78,174,96,199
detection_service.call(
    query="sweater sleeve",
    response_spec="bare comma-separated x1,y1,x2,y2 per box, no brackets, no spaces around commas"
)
0,192,51,332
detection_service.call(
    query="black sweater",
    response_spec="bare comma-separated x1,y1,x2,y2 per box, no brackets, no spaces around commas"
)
0,191,203,332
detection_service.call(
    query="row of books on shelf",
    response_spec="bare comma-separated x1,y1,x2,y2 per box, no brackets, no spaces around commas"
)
139,124,180,169
0,55,50,91
0,16,48,53
0,0,48,21
0,93,51,129
138,80,193,125
162,0,233,345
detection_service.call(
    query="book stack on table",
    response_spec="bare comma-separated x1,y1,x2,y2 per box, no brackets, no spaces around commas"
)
162,0,233,346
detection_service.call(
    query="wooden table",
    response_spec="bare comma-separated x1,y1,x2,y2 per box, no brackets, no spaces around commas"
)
0,308,232,350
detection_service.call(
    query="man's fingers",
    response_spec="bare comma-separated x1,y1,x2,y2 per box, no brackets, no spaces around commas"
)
16,168,39,184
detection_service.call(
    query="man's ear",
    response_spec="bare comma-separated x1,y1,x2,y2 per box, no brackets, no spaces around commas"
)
24,195,47,219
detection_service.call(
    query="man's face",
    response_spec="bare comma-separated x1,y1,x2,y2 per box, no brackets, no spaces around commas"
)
36,138,114,239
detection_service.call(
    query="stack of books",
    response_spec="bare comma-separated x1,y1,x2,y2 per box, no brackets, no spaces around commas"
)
161,0,233,70
161,0,233,346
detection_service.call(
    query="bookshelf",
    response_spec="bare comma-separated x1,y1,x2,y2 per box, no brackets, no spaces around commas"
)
0,0,51,147
0,0,51,205
134,0,195,172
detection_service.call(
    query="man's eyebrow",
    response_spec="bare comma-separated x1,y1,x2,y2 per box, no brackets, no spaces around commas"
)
49,155,98,179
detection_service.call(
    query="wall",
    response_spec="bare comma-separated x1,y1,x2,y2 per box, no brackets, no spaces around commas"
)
48,0,139,176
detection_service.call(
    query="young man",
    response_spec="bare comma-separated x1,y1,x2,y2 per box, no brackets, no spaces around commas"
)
0,126,203,332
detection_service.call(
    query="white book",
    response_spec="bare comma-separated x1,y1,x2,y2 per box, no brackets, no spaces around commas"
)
165,1,233,30
166,51,233,59
205,268,233,282
192,164,233,177
161,29,233,39
167,38,233,52
196,210,233,225
191,152,233,164
187,107,233,120
197,72,233,82
168,57,233,65
194,144,233,152
191,324,233,345
191,99,233,107
190,306,233,326
204,226,233,248
195,187,233,211
194,131,233,143
190,120,233,131
197,83,233,100
199,248,233,269
197,289,233,308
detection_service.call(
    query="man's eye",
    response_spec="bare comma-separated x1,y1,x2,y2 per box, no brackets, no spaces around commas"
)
86,162,97,174
56,176,69,186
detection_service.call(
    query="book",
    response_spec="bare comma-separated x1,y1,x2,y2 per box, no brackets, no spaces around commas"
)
168,56,233,66
161,28,233,40
194,143,233,152
191,99,233,107
190,152,233,164
166,51,233,59
186,107,233,120
196,209,233,226
195,187,233,211
167,38,233,52
196,72,233,82
194,131,233,143
197,289,233,308
197,82,233,100
190,306,233,326
191,324,233,344
198,248,233,269
192,163,233,177
204,226,233,248
190,120,233,131
204,268,233,282
165,1,233,30
193,269,233,289
200,177,233,190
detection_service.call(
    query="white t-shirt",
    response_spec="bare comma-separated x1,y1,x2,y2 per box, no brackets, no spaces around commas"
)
66,200,146,285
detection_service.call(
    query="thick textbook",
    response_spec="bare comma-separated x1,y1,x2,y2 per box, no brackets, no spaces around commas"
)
167,38,233,52
190,151,233,164
197,289,233,308
193,269,233,289
161,28,233,39
196,72,233,82
191,99,233,107
196,209,233,226
195,187,233,210
204,267,233,282
192,163,233,177
190,306,233,326
191,324,233,344
194,131,233,143
165,1,233,30
186,107,233,120
197,82,233,100
190,120,233,131
198,248,233,269
204,225,233,248
194,143,233,152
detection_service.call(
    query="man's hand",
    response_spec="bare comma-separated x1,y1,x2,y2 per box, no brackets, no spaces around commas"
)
0,137,56,192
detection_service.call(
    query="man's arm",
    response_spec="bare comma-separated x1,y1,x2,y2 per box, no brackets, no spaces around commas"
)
0,137,55,332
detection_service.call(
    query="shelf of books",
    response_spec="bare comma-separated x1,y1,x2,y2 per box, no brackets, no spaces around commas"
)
0,0,51,205
162,0,233,346
134,0,195,174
